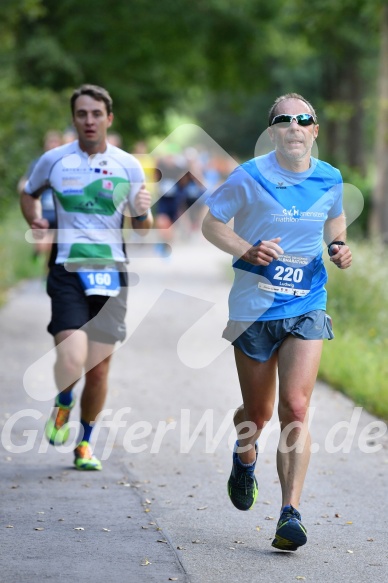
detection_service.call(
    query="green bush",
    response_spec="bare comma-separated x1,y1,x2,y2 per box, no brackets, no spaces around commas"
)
0,80,70,215
321,240,388,419
1,212,387,420
0,204,44,303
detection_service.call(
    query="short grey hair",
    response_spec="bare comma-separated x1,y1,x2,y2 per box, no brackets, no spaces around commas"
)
268,93,317,126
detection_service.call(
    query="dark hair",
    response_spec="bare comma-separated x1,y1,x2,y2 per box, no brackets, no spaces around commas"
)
70,84,113,116
268,93,317,126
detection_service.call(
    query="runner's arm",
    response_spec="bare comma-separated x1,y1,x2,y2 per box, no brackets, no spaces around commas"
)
202,210,283,266
130,184,153,234
324,213,352,269
324,212,347,246
20,191,49,238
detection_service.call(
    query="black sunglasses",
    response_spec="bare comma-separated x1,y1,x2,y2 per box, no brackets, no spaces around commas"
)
270,113,316,127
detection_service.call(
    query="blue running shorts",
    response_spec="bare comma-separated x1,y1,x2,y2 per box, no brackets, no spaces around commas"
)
222,310,334,362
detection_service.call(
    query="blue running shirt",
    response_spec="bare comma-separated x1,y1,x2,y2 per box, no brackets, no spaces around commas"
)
207,152,343,321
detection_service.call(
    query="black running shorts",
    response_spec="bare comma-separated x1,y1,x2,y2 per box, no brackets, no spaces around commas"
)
46,264,128,344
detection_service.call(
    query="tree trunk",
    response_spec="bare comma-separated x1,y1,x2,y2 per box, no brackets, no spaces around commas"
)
322,61,341,164
344,63,365,173
370,3,388,240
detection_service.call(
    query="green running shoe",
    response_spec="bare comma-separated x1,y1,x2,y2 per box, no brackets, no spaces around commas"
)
227,441,258,511
45,395,75,445
74,441,102,471
272,505,307,551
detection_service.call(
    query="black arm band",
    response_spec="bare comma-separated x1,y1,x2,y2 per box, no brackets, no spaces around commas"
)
134,211,149,222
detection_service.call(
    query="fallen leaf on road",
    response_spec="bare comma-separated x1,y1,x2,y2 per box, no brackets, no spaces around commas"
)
74,527,85,531
265,516,275,521
296,577,306,581
176,546,186,550
367,538,374,542
6,525,14,528
192,540,201,544
34,528,44,531
346,521,353,525
141,558,151,566
197,506,208,511
335,513,341,518
102,528,111,532
234,540,245,544
256,526,261,532
347,550,354,554
169,578,178,581
157,539,167,544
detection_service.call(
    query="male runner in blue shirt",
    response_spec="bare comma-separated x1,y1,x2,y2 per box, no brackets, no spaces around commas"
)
202,93,352,551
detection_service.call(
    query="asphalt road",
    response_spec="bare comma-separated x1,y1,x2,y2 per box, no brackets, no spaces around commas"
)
0,234,387,583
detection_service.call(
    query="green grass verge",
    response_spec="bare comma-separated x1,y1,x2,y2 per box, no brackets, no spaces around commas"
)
0,204,45,304
321,240,388,420
0,210,387,420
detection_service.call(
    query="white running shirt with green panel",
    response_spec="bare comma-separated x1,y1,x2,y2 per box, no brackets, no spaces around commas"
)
24,141,145,264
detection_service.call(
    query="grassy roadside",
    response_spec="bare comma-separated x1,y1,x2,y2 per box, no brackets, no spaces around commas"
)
1,208,387,420
0,204,45,304
321,240,388,420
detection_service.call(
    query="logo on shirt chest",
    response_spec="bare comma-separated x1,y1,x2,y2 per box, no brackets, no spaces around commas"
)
271,205,325,223
62,177,85,195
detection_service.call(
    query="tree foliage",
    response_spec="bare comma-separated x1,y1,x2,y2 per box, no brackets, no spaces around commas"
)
0,0,383,230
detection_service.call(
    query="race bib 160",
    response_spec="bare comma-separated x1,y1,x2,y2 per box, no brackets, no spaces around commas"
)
77,267,121,297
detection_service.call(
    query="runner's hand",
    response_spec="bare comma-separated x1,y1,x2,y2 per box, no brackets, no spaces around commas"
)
31,218,49,240
329,244,352,269
241,237,283,266
134,184,152,217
